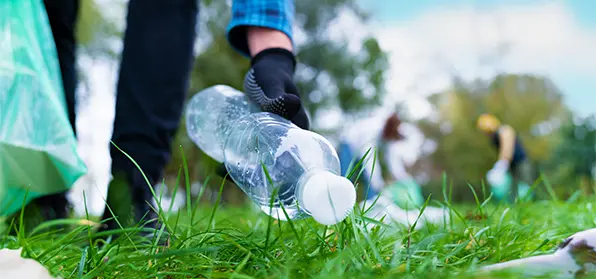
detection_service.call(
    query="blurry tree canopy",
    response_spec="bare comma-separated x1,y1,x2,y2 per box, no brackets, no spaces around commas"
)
413,74,572,201
75,0,119,56
74,0,120,103
542,116,596,195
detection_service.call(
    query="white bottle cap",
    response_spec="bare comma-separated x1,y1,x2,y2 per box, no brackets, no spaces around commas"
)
300,171,356,225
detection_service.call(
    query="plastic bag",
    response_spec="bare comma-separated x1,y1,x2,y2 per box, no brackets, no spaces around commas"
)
382,178,425,209
0,0,87,216
487,172,533,202
488,171,512,201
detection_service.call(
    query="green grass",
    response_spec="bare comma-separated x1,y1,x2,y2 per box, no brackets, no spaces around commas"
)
2,189,596,278
1,148,594,278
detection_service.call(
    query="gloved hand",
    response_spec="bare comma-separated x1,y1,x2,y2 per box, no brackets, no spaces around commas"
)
492,159,510,172
486,159,509,186
243,48,310,130
216,48,310,181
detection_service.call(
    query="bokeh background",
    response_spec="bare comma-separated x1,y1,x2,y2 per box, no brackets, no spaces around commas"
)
68,0,596,216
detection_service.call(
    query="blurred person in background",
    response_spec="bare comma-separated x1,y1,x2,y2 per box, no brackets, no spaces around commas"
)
477,114,533,202
337,111,424,208
30,0,309,239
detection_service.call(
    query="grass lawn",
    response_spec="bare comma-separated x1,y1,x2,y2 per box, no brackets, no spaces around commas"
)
1,191,595,278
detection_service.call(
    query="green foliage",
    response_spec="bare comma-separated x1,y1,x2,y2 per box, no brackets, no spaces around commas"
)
76,0,119,55
74,0,120,102
556,116,595,176
415,74,571,201
3,191,596,278
294,0,388,116
484,75,570,161
541,116,596,195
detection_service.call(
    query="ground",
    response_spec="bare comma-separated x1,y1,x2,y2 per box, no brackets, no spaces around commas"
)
1,192,596,279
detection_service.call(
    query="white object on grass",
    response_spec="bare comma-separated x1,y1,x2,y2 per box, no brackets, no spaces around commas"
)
0,248,60,279
151,183,187,214
481,228,596,278
359,195,450,230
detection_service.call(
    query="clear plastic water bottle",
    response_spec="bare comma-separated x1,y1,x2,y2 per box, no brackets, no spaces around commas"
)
186,85,356,225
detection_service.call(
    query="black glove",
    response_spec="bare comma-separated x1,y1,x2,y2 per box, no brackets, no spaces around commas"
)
243,48,310,130
216,48,310,182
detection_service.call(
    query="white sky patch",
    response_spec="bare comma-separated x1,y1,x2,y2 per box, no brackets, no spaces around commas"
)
68,56,117,216
394,122,427,166
67,0,124,216
375,1,596,119
326,7,373,54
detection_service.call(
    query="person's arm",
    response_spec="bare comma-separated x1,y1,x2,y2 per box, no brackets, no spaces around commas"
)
225,0,309,130
498,125,516,162
227,0,295,57
247,27,293,56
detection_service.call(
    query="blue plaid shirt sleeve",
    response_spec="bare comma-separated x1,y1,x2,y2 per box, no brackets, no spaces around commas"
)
226,0,294,57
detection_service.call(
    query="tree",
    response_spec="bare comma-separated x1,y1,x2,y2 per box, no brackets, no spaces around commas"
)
294,0,388,117
413,74,571,201
543,115,596,195
483,74,570,162
74,0,120,103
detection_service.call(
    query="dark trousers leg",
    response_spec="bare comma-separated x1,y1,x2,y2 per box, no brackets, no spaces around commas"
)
510,169,519,203
43,0,79,133
110,0,198,206
511,161,533,201
35,0,80,217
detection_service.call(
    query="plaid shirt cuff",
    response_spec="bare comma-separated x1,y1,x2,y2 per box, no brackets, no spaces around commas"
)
226,0,294,57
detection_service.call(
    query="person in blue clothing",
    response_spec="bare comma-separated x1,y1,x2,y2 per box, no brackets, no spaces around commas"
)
35,0,309,238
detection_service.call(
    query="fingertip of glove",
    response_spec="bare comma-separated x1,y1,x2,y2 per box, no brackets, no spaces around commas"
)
259,94,310,129
262,94,300,120
292,108,311,130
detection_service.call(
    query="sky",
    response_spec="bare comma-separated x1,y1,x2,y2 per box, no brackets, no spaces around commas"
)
68,0,596,216
354,0,596,119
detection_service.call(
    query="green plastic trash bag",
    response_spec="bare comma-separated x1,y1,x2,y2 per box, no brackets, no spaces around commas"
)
0,0,87,216
382,178,425,209
488,172,512,202
517,182,533,202
487,172,533,202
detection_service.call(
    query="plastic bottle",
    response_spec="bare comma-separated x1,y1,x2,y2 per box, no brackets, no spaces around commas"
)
185,85,356,225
